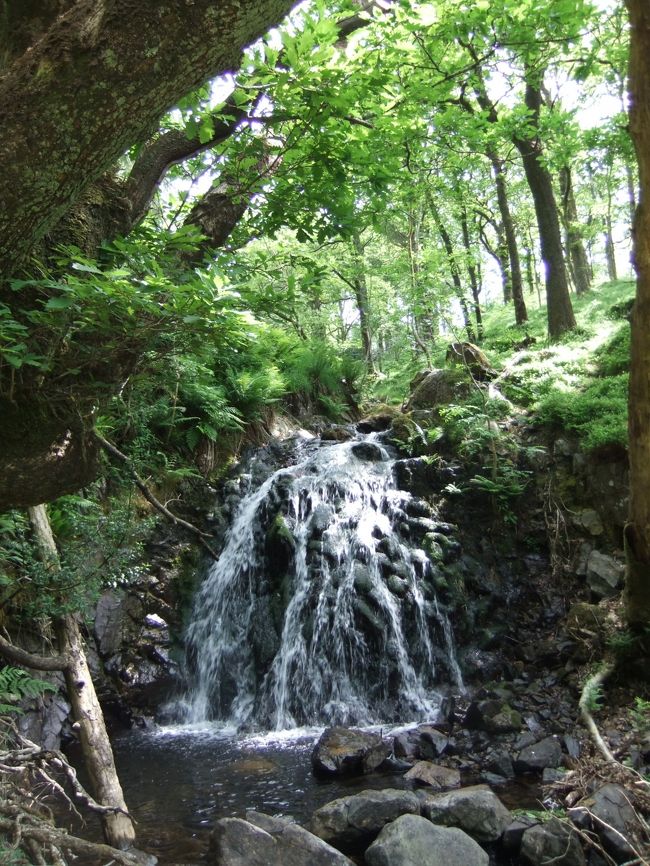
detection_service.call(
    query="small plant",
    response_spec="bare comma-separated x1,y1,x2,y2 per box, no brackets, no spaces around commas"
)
0,666,56,715
630,697,650,734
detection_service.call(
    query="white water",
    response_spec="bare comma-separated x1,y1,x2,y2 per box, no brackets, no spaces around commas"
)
180,436,463,730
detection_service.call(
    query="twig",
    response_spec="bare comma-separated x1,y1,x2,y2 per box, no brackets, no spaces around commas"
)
93,431,217,559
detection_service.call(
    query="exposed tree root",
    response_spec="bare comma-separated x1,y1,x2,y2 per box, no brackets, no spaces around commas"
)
0,721,156,866
578,659,617,763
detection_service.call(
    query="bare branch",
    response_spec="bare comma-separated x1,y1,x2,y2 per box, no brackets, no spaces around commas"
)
94,432,218,559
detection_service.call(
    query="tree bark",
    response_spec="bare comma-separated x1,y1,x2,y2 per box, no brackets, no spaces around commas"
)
559,166,591,295
512,82,576,339
624,0,650,628
26,504,137,849
460,206,483,341
0,0,295,277
428,194,476,343
488,149,528,324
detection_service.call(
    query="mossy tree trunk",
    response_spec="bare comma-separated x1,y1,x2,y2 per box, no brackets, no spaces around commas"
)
624,0,650,629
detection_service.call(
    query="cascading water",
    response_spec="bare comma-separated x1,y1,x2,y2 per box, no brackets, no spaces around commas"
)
180,433,463,730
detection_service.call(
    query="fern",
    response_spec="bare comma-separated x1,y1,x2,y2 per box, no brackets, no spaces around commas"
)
0,666,57,715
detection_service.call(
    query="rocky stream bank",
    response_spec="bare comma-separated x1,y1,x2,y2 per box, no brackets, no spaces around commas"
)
7,366,650,865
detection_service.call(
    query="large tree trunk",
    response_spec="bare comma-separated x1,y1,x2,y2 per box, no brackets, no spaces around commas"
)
0,0,295,277
624,0,650,629
559,166,591,295
27,504,136,849
512,83,576,339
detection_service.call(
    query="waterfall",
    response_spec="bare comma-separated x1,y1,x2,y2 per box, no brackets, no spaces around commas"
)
181,434,463,730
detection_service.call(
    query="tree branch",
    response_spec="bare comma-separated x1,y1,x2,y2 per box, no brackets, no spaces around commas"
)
0,0,296,274
93,432,218,559
0,633,69,672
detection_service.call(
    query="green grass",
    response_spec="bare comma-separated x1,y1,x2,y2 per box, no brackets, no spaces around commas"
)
475,279,635,454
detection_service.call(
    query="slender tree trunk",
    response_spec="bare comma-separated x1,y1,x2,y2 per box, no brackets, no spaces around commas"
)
460,207,483,341
624,0,650,628
605,182,619,280
488,149,528,324
559,166,591,295
428,194,475,343
351,231,375,373
27,505,136,850
512,83,575,338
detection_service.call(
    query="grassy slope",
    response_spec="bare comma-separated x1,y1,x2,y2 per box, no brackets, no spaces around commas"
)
447,279,635,453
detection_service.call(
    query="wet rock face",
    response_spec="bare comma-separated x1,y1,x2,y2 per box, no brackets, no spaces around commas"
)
311,727,391,778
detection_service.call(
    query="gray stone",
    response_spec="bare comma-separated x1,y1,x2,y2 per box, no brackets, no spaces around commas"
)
311,727,391,777
574,508,604,536
418,725,450,759
419,784,511,842
502,816,540,852
464,699,522,734
207,814,354,866
487,751,515,779
310,789,420,851
405,369,472,412
520,817,585,866
365,814,489,866
351,442,385,462
585,550,625,598
405,761,461,790
568,783,640,862
515,736,563,773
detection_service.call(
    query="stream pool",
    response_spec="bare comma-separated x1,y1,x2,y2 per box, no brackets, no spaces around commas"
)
67,723,541,864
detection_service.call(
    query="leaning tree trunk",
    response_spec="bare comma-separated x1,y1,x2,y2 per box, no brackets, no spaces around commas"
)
27,505,136,850
460,206,484,341
513,89,576,339
351,231,376,374
624,0,650,629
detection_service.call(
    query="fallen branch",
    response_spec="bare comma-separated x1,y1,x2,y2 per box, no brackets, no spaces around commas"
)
94,431,217,559
578,660,617,763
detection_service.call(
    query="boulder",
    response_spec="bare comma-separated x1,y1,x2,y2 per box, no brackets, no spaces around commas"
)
357,412,397,433
520,817,585,866
445,342,496,379
419,784,512,842
404,369,471,412
311,727,391,778
365,814,489,866
568,783,640,862
464,699,522,734
585,550,625,598
207,814,354,866
405,761,461,790
351,441,386,462
514,736,563,774
321,426,355,442
310,789,420,852
393,457,458,497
